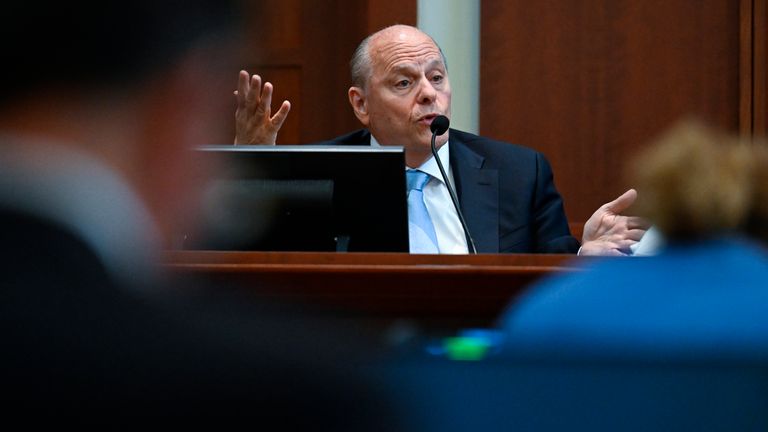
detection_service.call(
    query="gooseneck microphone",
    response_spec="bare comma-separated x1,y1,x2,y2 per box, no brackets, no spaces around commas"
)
430,115,477,254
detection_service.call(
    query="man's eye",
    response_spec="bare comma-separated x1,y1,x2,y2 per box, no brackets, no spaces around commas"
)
432,75,444,83
395,79,410,88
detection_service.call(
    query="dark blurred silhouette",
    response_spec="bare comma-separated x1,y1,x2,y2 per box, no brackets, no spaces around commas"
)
0,2,397,427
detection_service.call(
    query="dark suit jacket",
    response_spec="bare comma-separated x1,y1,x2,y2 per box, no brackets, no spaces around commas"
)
323,128,580,253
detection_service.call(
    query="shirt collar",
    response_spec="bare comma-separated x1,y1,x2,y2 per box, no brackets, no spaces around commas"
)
369,133,451,185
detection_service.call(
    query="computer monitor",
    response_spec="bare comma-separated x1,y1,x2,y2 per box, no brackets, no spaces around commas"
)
182,145,409,252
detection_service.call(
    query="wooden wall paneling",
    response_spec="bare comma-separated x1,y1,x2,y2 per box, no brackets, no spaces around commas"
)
741,0,755,136
238,0,417,145
298,1,369,143
297,0,417,142
366,0,417,33
755,0,767,135
480,1,742,222
238,0,303,143
240,0,362,144
740,0,767,137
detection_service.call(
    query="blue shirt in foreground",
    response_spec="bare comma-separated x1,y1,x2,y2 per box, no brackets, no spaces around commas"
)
500,237,768,361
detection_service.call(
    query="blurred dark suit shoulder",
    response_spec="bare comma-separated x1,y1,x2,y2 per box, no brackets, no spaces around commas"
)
0,206,397,428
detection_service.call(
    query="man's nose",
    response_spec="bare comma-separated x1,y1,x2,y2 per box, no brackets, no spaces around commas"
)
416,76,437,104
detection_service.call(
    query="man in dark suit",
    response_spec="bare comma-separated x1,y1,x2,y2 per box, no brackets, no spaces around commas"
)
235,24,647,254
323,128,578,253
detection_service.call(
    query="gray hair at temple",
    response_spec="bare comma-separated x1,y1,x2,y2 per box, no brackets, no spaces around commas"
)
350,25,449,89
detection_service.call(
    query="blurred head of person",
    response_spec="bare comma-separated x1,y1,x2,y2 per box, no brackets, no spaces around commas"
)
630,119,768,246
0,1,242,245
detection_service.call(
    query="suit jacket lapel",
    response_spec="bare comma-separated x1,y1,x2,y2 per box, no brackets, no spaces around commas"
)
449,133,499,253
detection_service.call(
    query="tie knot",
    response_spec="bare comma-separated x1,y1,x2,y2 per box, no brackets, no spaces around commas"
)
406,170,431,192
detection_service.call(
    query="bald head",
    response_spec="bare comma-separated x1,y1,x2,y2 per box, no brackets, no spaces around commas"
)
350,25,447,90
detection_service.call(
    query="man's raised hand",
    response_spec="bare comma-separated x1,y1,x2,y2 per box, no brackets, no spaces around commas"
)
580,189,651,256
234,70,291,145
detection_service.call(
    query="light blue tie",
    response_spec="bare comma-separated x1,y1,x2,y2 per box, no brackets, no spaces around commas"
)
406,170,439,253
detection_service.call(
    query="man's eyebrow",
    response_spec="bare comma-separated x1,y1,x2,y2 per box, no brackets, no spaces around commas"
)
389,63,419,75
425,58,446,70
388,59,445,75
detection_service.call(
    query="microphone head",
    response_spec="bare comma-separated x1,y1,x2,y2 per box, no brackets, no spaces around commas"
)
430,115,450,136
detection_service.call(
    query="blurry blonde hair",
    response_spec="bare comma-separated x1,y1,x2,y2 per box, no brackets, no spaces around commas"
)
630,119,768,242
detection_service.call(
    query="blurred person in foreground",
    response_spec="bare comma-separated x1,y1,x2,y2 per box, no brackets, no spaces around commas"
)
500,120,768,360
0,2,396,427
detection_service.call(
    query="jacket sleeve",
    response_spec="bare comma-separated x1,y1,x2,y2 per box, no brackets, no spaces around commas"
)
531,152,581,253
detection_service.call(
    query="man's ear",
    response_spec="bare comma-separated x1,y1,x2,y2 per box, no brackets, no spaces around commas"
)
348,86,369,126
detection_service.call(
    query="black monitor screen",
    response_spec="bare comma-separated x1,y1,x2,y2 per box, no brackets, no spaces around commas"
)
182,145,409,252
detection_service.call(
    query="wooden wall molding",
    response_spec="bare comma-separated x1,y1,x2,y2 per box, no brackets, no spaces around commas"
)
481,1,744,222
754,0,767,136
236,0,416,145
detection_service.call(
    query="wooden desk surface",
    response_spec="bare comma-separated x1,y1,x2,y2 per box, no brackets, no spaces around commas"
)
162,251,584,331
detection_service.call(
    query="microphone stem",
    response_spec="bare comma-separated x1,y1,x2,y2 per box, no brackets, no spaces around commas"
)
430,131,478,254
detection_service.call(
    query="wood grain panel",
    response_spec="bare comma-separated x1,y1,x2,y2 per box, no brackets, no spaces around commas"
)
742,0,755,136
755,0,767,135
481,0,741,222
235,0,417,145
242,0,302,54
163,251,580,331
367,0,418,32
298,0,368,142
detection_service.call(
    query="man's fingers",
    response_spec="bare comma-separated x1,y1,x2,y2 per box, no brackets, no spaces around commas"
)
625,228,647,241
626,216,652,230
580,239,631,256
616,238,638,250
236,70,250,109
603,188,637,214
258,81,274,116
599,247,627,257
271,100,291,129
246,74,262,110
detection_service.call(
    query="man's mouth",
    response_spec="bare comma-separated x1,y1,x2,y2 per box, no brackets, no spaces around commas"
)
418,113,439,125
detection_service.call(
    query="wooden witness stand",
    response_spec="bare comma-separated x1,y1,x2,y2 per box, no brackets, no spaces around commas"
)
162,251,584,333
